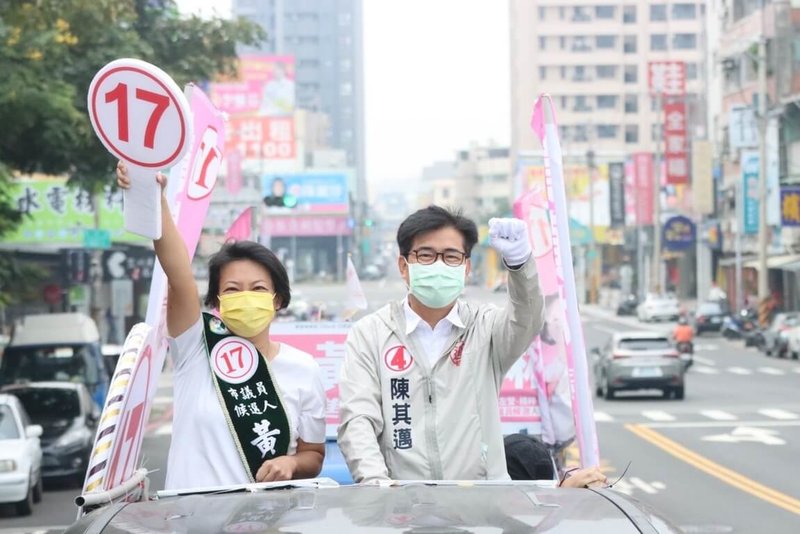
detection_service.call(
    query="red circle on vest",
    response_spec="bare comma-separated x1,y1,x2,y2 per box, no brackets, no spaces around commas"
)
384,345,413,373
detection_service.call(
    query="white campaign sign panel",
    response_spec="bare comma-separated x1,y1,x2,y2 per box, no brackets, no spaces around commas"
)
88,58,192,239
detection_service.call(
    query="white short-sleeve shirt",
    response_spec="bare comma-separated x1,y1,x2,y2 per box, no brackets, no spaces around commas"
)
164,317,326,491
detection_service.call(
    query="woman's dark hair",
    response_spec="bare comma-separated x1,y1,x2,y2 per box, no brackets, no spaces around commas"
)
205,241,291,310
396,205,479,257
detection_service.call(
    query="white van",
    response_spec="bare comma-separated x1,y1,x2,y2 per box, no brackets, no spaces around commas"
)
0,314,109,407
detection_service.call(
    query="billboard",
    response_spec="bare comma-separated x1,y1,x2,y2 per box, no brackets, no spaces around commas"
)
261,216,353,237
608,162,626,227
226,116,295,160
209,55,295,117
6,176,143,244
261,172,350,213
781,186,800,227
663,99,689,185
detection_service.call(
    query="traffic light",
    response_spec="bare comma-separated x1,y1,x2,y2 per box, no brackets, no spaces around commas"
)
263,194,298,208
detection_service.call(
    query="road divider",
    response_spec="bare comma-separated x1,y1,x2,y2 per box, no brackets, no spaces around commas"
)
626,424,800,516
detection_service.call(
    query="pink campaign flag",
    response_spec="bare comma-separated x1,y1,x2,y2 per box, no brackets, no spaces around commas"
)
516,94,600,468
225,207,253,242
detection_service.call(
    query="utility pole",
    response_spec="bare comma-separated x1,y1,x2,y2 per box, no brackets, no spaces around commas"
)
652,92,663,294
756,34,769,305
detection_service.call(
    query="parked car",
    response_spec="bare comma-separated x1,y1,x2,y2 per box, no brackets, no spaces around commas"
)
0,393,43,516
694,301,728,334
760,312,800,358
1,313,109,407
2,382,98,485
637,294,681,322
65,481,681,533
593,332,685,400
616,294,639,316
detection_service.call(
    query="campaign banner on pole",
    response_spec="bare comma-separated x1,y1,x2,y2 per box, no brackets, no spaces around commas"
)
608,162,626,227
528,94,599,467
741,150,760,235
633,153,655,226
663,99,689,185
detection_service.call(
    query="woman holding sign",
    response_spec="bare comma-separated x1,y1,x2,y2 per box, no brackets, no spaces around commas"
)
116,163,326,490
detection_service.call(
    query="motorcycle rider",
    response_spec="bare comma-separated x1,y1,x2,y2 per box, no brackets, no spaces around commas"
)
673,316,694,353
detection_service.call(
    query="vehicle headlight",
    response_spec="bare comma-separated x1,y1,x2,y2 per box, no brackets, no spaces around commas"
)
0,459,17,473
54,427,89,450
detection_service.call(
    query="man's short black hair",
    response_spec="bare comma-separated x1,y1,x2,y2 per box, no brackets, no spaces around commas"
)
504,434,556,481
396,205,479,257
205,240,291,310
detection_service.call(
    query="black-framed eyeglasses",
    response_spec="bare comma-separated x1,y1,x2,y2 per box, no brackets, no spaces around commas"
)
408,247,468,267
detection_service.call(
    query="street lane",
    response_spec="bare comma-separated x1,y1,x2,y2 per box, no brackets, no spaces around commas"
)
585,308,800,533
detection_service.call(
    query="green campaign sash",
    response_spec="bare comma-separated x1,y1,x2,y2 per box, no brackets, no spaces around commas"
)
201,312,292,481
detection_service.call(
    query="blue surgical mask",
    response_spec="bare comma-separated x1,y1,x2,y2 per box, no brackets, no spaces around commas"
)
408,261,466,309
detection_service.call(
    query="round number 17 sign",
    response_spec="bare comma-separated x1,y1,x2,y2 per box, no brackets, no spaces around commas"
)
88,58,192,239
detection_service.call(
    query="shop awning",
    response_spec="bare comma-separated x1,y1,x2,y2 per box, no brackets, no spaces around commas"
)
743,254,800,270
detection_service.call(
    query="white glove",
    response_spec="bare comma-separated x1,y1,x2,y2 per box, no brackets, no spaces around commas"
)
488,218,532,267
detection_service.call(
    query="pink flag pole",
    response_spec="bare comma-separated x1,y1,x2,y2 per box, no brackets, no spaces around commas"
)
225,207,253,242
531,94,600,467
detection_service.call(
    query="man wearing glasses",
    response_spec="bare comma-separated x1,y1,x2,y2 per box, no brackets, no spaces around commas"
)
338,205,544,483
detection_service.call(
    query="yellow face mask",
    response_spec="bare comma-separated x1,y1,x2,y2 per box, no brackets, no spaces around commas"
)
218,291,276,338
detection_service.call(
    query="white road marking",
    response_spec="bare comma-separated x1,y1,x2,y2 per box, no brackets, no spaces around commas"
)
644,420,800,429
594,411,614,422
629,477,659,494
651,481,667,491
693,365,720,375
758,408,799,420
701,410,738,421
792,367,800,374
757,367,786,376
726,367,752,375
693,356,716,366
642,410,677,422
702,426,786,445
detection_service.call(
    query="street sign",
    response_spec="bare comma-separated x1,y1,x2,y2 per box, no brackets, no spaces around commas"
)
83,228,111,249
702,426,785,446
87,58,192,240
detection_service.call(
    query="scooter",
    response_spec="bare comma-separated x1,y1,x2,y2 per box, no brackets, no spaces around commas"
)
721,309,758,340
616,294,638,316
676,341,694,371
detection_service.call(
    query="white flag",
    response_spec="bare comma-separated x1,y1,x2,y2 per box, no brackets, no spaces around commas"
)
344,257,368,317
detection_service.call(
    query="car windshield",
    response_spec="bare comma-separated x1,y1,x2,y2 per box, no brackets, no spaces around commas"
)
0,405,20,440
618,338,671,351
11,388,80,423
698,303,722,315
0,344,98,386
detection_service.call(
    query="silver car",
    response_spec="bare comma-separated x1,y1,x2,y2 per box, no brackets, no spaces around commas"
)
66,480,681,533
637,294,681,322
593,332,685,400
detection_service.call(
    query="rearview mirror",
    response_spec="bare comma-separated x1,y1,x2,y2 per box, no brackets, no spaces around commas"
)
25,425,43,439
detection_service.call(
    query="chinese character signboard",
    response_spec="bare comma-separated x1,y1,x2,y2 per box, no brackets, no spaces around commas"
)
741,150,760,234
262,172,350,213
608,162,626,227
728,106,758,149
781,186,800,227
662,215,696,251
226,116,295,160
648,61,686,96
7,177,142,245
663,99,689,185
209,55,295,117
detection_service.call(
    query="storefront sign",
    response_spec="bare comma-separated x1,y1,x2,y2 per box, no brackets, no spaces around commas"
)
662,215,696,251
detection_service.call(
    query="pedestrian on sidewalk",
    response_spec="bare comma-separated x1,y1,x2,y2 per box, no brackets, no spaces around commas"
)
338,206,544,483
116,163,326,490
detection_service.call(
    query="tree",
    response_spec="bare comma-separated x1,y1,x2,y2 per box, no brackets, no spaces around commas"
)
0,0,265,306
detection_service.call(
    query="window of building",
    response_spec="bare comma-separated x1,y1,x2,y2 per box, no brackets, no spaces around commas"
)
574,95,591,111
572,6,591,22
559,6,566,19
573,125,589,141
338,12,351,25
538,6,546,20
624,35,637,54
560,36,567,49
539,36,547,50
597,124,618,139
673,33,697,50
650,4,667,21
623,5,637,23
625,125,639,143
596,65,617,79
625,94,639,113
624,65,638,83
573,36,592,52
595,5,616,19
573,65,588,81
597,95,618,109
652,124,662,142
340,82,352,96
651,34,668,51
672,3,697,19
596,35,617,49
686,62,698,80
539,66,547,79
560,66,567,79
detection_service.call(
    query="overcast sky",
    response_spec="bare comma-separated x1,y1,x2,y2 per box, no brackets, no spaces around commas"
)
176,0,510,189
